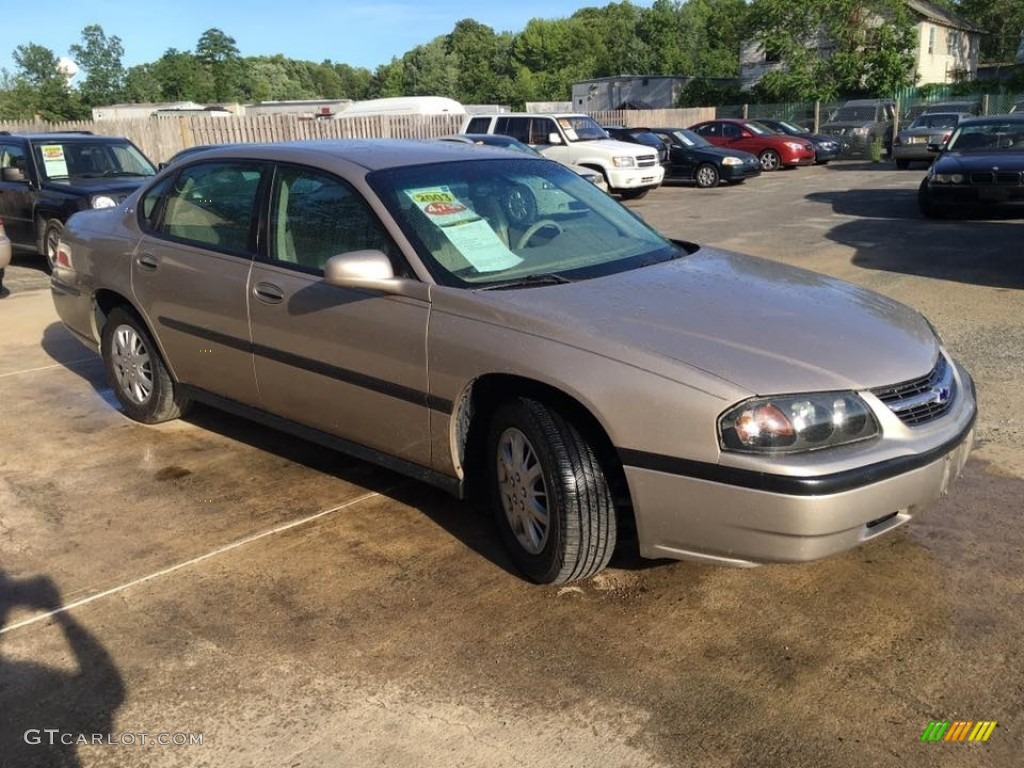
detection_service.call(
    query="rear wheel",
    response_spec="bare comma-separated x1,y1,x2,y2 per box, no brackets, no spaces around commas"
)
759,149,782,171
487,397,617,584
694,163,720,189
101,307,192,424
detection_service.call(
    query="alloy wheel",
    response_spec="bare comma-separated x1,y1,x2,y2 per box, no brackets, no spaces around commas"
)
110,324,154,405
496,427,550,555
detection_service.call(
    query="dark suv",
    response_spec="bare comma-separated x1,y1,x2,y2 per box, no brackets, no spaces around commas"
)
0,131,157,271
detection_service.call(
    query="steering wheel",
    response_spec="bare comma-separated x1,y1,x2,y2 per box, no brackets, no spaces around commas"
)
516,219,563,250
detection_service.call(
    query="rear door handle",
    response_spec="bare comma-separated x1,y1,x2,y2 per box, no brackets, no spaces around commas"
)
253,282,285,304
136,253,159,271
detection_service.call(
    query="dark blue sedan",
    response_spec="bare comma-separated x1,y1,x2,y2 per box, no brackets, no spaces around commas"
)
650,128,762,188
755,118,844,164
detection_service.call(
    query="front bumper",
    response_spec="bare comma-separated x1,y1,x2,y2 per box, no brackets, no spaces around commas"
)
621,367,977,566
781,150,816,167
721,163,762,182
926,182,1024,208
605,164,665,191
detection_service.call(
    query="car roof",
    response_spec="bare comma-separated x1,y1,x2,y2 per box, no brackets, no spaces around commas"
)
163,138,522,172
958,113,1024,126
0,131,126,141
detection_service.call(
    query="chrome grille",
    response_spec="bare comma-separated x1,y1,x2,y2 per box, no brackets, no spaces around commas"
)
637,155,658,168
872,356,955,426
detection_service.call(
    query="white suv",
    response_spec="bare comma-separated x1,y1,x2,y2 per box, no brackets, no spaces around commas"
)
463,113,665,199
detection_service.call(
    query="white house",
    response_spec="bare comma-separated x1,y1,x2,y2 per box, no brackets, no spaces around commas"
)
740,0,984,90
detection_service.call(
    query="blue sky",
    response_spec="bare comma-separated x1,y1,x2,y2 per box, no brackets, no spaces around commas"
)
1,0,652,77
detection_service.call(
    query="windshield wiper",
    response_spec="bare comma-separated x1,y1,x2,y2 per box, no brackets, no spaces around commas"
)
102,170,150,177
479,273,574,290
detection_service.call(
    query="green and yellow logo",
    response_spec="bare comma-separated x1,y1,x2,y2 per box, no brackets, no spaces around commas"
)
921,721,997,742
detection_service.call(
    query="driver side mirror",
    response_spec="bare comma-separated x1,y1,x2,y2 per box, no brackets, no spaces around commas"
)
323,250,428,300
547,132,563,146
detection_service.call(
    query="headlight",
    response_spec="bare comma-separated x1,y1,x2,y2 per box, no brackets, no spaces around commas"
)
91,195,117,209
722,157,743,166
719,392,879,454
612,156,636,168
785,141,806,151
929,173,966,184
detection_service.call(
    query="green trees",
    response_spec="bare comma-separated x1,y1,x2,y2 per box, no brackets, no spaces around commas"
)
746,0,918,101
1,43,86,120
69,25,126,107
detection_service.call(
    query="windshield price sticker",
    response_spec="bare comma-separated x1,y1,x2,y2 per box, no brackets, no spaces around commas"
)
406,186,522,273
40,144,70,178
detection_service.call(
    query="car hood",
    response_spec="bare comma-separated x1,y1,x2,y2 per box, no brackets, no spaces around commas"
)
464,248,937,397
934,150,1024,172
42,176,154,197
821,121,876,132
692,145,759,162
805,133,841,144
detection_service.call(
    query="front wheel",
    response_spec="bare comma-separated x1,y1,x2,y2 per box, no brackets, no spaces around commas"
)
759,149,782,171
694,163,720,189
42,219,64,273
101,307,192,424
487,398,617,584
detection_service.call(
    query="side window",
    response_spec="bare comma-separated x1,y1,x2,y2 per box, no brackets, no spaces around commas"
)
466,117,491,133
694,123,715,137
159,161,263,254
269,165,399,274
0,143,29,181
498,117,531,144
530,118,555,145
138,176,174,231
722,123,740,139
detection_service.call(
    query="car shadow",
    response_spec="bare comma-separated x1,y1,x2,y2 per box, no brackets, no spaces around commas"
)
807,189,1024,289
0,572,124,768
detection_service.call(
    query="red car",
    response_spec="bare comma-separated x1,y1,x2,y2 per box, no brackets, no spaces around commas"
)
689,119,816,171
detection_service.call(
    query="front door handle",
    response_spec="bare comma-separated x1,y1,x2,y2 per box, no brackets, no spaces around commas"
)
136,253,159,271
253,282,285,304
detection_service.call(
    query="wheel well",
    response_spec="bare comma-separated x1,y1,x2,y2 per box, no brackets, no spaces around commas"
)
578,163,608,181
93,289,139,338
456,374,633,515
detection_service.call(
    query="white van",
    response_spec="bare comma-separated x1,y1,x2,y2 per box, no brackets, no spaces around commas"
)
337,96,467,118
463,113,664,198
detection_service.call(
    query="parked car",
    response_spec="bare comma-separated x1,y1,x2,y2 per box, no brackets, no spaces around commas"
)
0,217,10,294
753,118,843,164
435,134,605,224
463,113,664,199
891,112,973,169
905,100,981,122
0,131,157,271
918,113,1024,218
51,140,976,584
160,143,230,168
689,119,816,170
819,99,897,158
649,127,762,188
601,126,670,168
435,133,608,193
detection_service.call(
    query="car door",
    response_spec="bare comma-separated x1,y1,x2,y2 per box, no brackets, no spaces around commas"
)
693,122,726,148
131,160,264,406
654,132,693,179
247,163,432,467
0,142,35,245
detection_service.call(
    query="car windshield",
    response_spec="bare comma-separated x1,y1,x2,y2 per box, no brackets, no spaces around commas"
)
368,157,680,288
774,120,803,134
32,140,156,181
909,114,960,129
627,131,665,150
561,116,610,142
745,122,772,135
669,129,711,148
947,122,1024,152
830,106,879,122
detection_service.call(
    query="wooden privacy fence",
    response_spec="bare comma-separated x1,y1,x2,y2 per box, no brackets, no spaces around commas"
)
0,113,467,163
0,108,716,164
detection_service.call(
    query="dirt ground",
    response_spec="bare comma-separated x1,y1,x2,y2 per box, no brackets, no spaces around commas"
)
1,161,1021,767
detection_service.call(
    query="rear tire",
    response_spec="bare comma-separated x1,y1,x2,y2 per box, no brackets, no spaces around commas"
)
101,307,191,424
487,397,617,584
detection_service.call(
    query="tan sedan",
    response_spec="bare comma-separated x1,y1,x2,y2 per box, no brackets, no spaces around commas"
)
50,140,976,583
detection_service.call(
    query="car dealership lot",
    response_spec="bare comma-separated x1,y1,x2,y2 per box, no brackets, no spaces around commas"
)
1,162,1022,767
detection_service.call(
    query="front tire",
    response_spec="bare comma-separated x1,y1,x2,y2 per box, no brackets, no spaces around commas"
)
487,397,617,584
759,149,782,171
42,219,63,273
694,163,720,189
101,307,191,424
